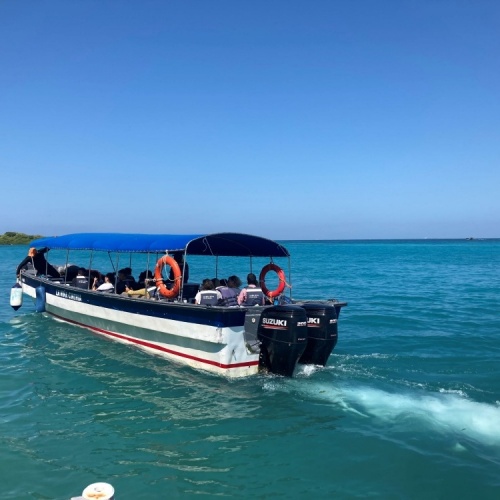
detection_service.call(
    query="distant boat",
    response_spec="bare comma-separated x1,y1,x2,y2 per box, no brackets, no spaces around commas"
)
14,232,347,378
465,237,475,240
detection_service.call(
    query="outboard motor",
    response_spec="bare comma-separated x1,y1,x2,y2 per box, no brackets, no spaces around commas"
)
257,305,308,376
298,302,338,366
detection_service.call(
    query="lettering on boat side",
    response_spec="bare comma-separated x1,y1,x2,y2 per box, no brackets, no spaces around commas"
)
297,321,307,327
55,290,82,302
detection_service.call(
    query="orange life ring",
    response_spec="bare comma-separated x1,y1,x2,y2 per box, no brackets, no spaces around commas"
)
154,255,182,299
259,263,286,298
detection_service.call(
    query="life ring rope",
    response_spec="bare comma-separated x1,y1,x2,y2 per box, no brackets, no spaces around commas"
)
259,263,289,298
154,255,182,299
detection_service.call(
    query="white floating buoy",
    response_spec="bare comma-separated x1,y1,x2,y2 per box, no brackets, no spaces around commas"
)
81,482,115,500
10,282,23,311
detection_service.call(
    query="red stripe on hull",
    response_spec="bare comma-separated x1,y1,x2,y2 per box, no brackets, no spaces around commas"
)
49,311,259,371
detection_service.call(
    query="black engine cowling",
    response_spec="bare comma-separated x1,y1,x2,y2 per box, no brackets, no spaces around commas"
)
257,305,308,376
298,302,338,366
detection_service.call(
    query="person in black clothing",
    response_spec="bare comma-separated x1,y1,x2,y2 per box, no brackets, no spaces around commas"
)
16,247,60,278
116,267,137,294
71,268,90,289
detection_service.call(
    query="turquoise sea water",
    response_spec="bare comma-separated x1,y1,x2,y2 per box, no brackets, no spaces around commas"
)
1,240,499,499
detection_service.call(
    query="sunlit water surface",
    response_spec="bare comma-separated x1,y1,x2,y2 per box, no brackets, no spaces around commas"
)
1,240,499,499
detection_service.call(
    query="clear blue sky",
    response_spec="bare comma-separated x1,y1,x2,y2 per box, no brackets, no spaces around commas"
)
1,0,498,239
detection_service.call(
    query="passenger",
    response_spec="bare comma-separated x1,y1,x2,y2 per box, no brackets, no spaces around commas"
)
216,278,228,289
218,275,242,307
58,264,79,281
169,252,189,285
228,275,242,293
16,247,60,279
116,267,137,294
138,270,154,288
125,282,157,298
71,268,90,289
238,273,265,306
127,271,156,297
94,272,115,292
195,279,222,305
212,278,221,288
89,270,102,287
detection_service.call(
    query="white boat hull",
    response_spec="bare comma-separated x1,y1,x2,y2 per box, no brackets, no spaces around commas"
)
21,278,260,378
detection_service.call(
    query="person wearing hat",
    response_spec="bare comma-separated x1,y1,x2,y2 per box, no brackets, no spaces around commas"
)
16,247,60,278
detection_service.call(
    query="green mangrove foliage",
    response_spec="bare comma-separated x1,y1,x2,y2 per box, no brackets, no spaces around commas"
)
0,232,44,245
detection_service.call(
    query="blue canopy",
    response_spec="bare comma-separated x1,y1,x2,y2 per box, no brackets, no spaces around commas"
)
30,232,290,258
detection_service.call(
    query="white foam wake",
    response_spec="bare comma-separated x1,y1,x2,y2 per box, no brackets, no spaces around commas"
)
308,384,500,447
